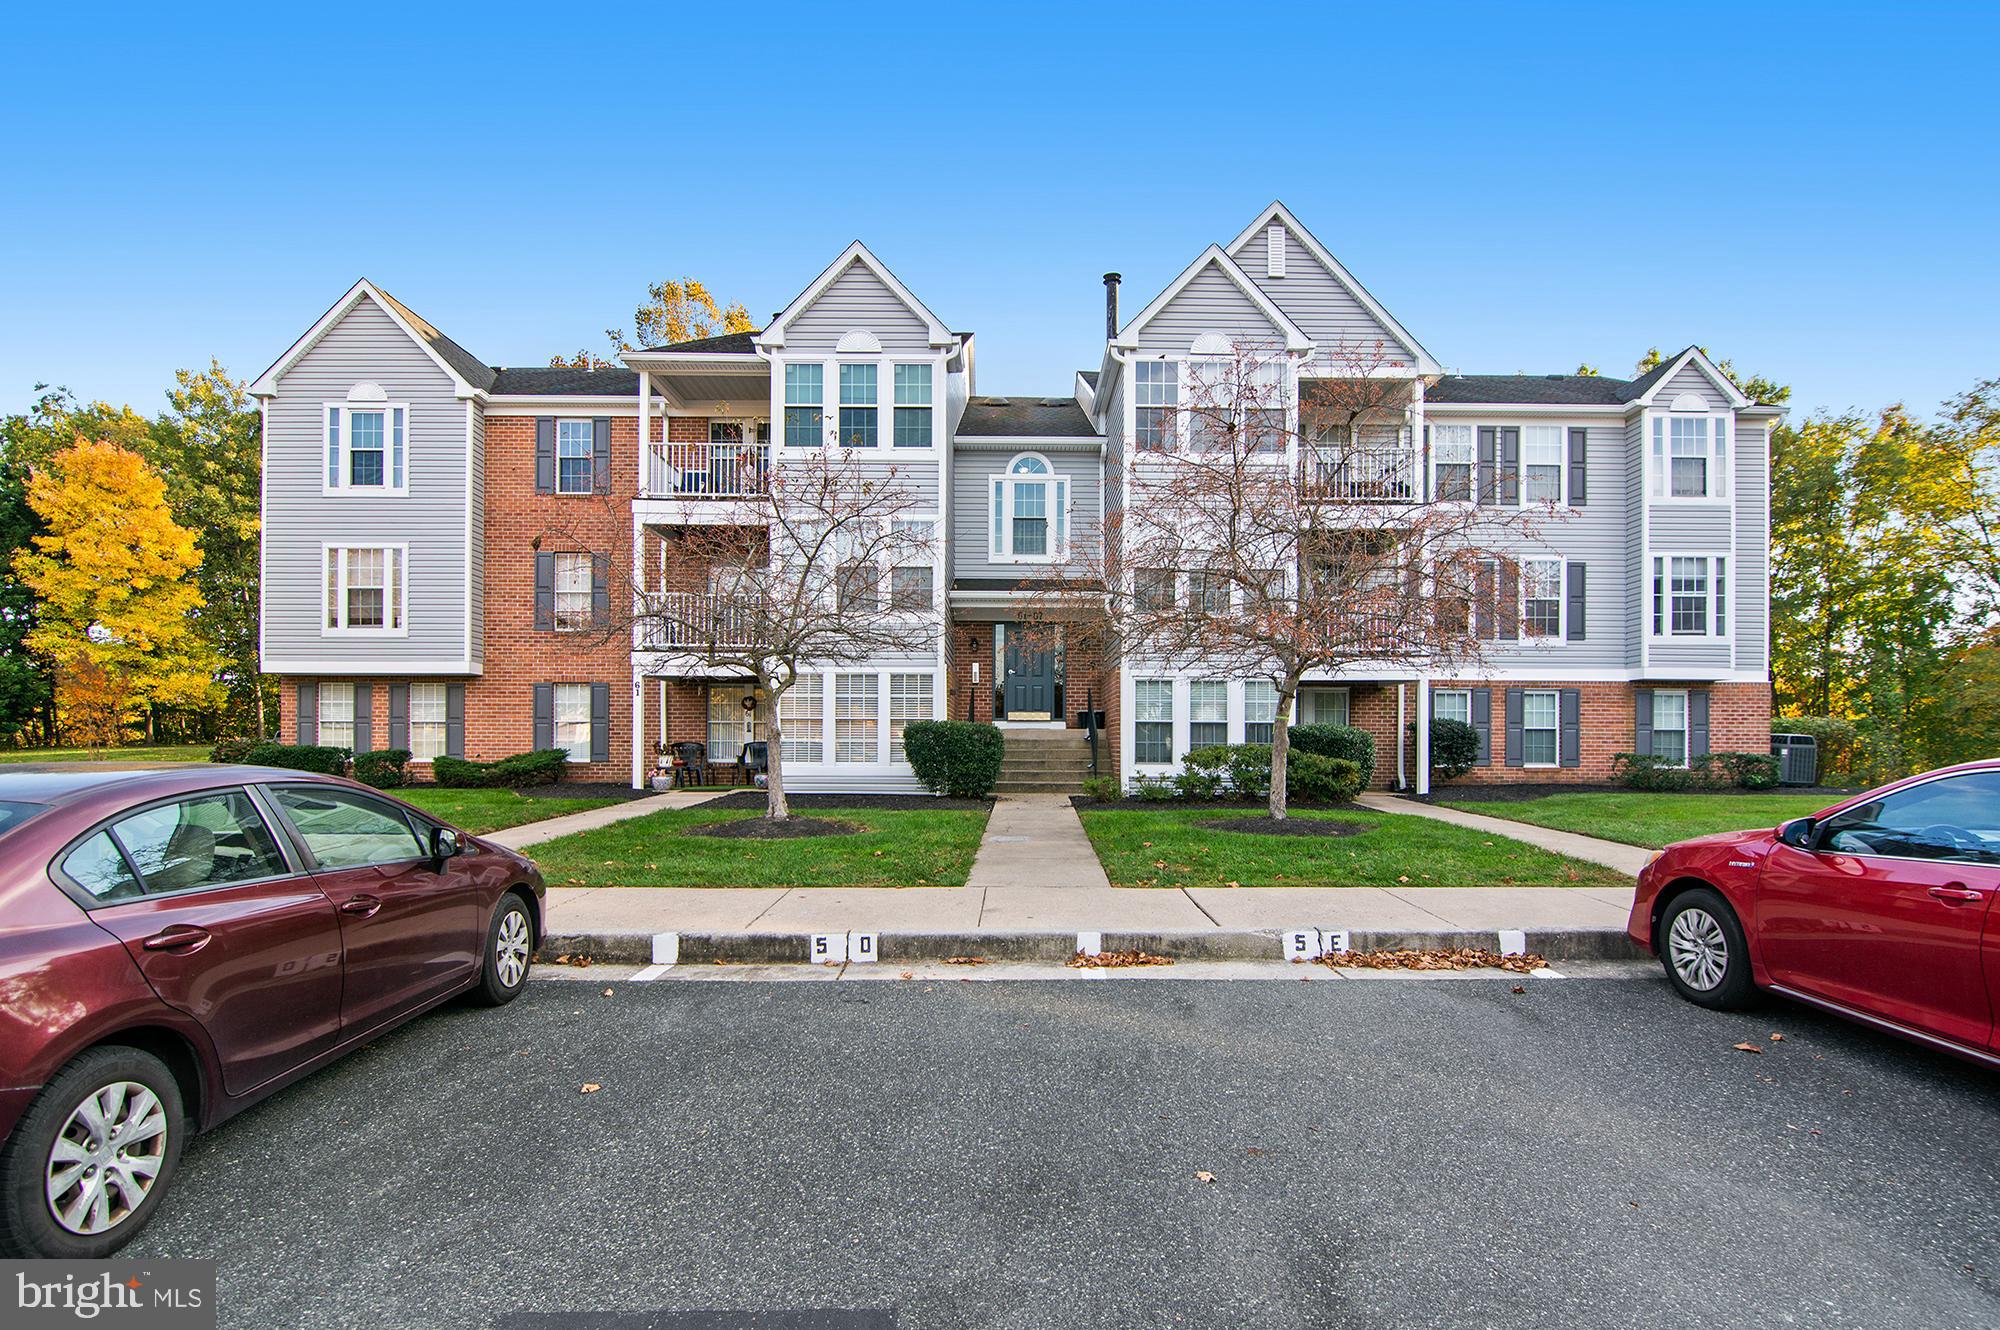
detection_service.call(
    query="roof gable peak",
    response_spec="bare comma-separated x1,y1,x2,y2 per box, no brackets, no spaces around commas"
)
757,240,954,350
249,278,492,399
1113,245,1312,353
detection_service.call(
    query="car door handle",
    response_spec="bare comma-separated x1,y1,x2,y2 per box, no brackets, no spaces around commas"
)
340,895,383,918
1928,884,1983,903
141,925,211,953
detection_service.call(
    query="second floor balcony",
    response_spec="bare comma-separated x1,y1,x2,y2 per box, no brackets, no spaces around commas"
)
637,590,758,651
1304,440,1418,503
643,435,771,500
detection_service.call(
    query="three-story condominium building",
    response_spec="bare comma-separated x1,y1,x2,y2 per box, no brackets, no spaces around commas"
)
253,203,1780,793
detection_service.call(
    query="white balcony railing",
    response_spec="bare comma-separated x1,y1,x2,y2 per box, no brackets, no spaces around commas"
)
643,440,770,498
638,591,758,651
1304,444,1418,502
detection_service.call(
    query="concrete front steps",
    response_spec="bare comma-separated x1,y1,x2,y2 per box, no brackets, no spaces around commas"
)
993,726,1098,793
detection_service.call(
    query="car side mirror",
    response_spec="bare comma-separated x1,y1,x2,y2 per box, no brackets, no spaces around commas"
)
1779,817,1815,850
430,826,462,861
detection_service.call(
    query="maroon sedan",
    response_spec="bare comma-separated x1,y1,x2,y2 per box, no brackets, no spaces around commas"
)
0,764,546,1258
1629,760,2000,1064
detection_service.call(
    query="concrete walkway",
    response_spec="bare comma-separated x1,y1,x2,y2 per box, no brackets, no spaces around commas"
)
1355,792,1655,876
965,794,1110,890
485,789,722,850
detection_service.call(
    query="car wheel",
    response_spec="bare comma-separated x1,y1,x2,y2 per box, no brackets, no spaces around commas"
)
1659,887,1757,1010
472,892,534,1007
0,1045,185,1258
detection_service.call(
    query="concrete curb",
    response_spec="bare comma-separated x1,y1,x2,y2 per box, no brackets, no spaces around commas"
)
540,926,1646,967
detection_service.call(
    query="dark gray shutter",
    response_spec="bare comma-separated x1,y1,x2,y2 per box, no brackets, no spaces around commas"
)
591,553,610,627
446,683,465,758
589,682,610,763
1690,689,1711,758
1476,427,1496,505
534,418,556,494
1568,427,1589,505
534,552,555,632
1567,562,1587,642
592,418,612,494
1559,689,1581,768
1498,427,1520,505
532,684,555,752
352,683,372,753
388,684,409,751
1634,688,1654,755
1471,686,1492,766
1473,562,1492,639
1498,561,1519,641
297,682,317,745
1503,688,1525,768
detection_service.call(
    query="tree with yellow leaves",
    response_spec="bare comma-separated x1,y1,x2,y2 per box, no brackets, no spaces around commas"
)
13,438,221,744
551,277,756,367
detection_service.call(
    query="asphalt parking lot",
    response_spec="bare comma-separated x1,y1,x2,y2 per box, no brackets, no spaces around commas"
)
127,965,2000,1329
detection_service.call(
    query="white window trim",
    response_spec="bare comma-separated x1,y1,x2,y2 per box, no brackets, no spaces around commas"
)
1648,411,1733,503
1132,678,1176,767
554,418,597,495
1520,424,1566,507
552,682,592,764
1428,422,1477,505
782,362,826,449
1431,687,1472,725
1130,358,1182,452
1650,687,1692,769
989,454,1068,564
407,681,449,764
322,401,410,497
1649,552,1732,641
1520,687,1561,769
320,543,409,637
836,362,880,450
552,551,593,633
890,362,936,450
1520,556,1565,643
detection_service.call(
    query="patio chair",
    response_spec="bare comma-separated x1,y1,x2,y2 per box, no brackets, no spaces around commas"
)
668,741,708,787
740,741,770,787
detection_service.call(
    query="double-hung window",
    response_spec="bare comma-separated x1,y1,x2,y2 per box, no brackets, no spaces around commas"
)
323,545,405,634
784,364,824,447
892,364,932,447
1522,426,1564,505
1134,361,1178,450
1523,559,1563,638
1520,689,1559,767
1651,415,1731,499
1190,681,1228,748
1135,569,1176,611
553,683,591,763
834,673,879,763
319,682,357,749
553,552,592,631
838,364,877,448
888,674,932,761
837,562,881,614
409,682,448,761
1652,555,1727,637
890,565,933,612
1134,681,1174,763
991,455,1066,561
324,402,407,494
555,420,595,494
1243,680,1278,744
1433,688,1471,726
1651,689,1690,767
1187,571,1229,616
781,674,823,763
1432,424,1474,501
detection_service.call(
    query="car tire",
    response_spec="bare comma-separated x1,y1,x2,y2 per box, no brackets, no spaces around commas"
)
1659,887,1757,1010
471,892,534,1007
0,1045,186,1259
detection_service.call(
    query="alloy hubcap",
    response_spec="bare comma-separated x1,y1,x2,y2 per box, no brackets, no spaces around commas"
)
496,909,530,988
1667,908,1730,991
46,1081,167,1236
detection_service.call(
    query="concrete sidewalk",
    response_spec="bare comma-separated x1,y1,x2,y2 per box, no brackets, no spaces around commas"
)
485,789,722,850
965,794,1109,890
1355,792,1655,876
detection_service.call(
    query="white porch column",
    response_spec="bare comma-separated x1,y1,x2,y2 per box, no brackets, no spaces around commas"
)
630,665,647,790
1395,684,1406,789
636,370,651,495
1414,676,1432,796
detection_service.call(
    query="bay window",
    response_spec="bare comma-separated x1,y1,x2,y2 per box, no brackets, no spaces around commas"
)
1652,555,1727,637
1651,414,1731,499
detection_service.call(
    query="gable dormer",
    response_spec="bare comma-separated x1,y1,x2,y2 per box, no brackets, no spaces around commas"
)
1114,245,1312,357
756,241,955,355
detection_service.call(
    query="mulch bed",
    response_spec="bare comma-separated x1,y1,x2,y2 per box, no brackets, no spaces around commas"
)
1197,816,1369,837
705,792,992,811
687,816,864,840
1403,784,1853,804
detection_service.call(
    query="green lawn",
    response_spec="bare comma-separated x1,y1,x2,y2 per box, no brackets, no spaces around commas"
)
1435,792,1842,850
396,787,626,835
0,744,211,764
1077,807,1631,889
527,805,992,887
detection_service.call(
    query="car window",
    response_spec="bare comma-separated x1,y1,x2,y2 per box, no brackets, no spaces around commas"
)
109,791,292,895
1821,771,2000,867
61,831,145,902
0,800,46,837
271,786,425,870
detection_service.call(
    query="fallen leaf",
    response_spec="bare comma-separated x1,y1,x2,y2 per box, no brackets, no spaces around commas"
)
1511,985,1527,994
898,971,915,980
602,987,614,997
1194,1171,1216,1183
1733,1042,1764,1055
1769,1032,1786,1042
1244,1147,1265,1157
580,1083,602,1093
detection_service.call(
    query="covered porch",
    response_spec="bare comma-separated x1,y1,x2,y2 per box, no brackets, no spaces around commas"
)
623,343,774,504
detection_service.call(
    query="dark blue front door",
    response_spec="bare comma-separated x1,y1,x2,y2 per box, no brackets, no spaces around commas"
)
1003,627,1054,719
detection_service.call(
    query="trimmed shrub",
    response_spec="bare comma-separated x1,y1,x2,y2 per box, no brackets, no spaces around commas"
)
1612,752,1696,792
208,736,257,764
242,742,349,775
1131,774,1180,801
902,721,1005,799
1288,752,1363,803
431,755,488,788
353,749,412,789
432,749,570,789
1773,715,1857,781
1173,750,1228,801
1080,775,1123,802
1291,724,1375,790
1429,719,1480,782
1696,751,1781,790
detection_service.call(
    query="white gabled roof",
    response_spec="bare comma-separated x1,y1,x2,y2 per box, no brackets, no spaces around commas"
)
248,279,491,399
1226,201,1443,375
755,240,955,350
1625,344,1751,409
1114,245,1313,353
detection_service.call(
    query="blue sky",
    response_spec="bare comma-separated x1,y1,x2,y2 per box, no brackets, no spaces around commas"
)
3,2,1995,421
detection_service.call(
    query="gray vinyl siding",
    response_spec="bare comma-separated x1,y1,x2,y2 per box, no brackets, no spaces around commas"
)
1624,415,1646,669
1732,418,1770,673
1131,261,1286,353
262,294,471,669
773,449,941,512
1659,362,1730,409
1648,502,1732,551
1229,225,1414,361
950,443,1102,582
786,258,933,352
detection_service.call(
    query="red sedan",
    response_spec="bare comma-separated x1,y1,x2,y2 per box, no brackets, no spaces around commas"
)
1629,760,2000,1064
0,764,546,1258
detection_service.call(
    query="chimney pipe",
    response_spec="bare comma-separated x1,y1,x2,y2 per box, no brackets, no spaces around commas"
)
1102,272,1121,340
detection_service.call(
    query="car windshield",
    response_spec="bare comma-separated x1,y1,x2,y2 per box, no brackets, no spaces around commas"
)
0,800,47,837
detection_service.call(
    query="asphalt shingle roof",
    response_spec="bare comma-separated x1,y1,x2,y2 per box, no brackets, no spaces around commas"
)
956,396,1099,438
487,366,640,396
1426,374,1634,405
372,285,497,392
638,330,762,355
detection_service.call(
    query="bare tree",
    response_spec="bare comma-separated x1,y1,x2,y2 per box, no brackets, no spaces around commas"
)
1027,341,1558,818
